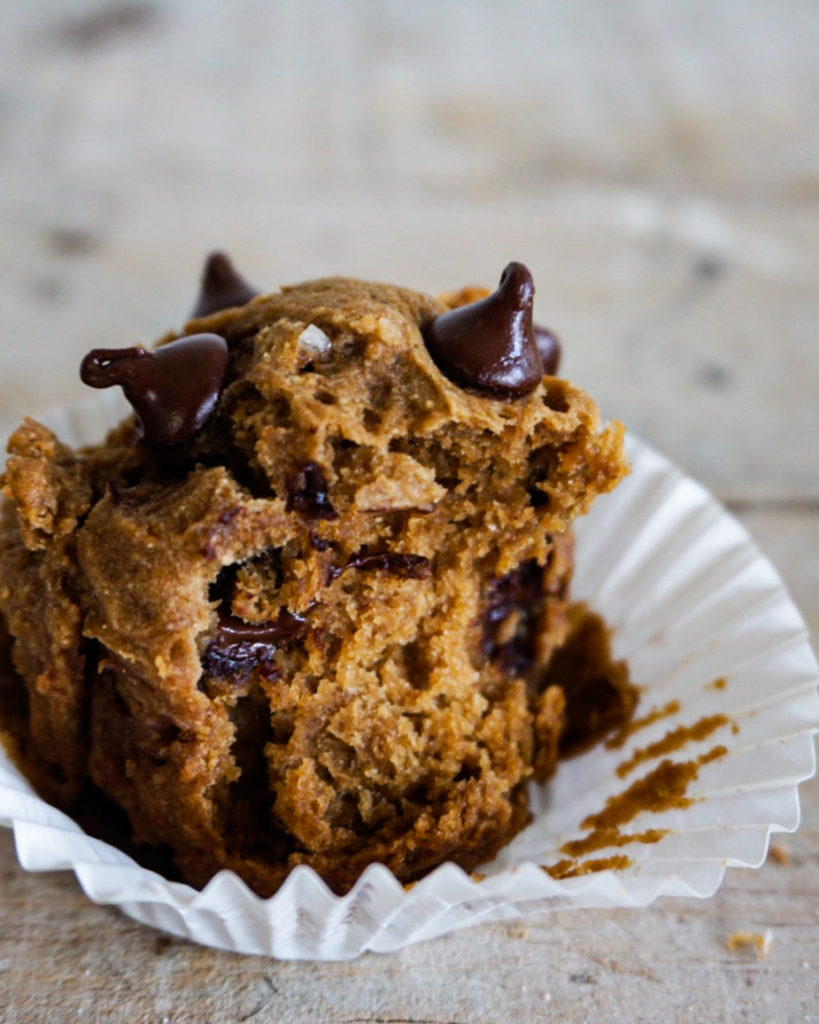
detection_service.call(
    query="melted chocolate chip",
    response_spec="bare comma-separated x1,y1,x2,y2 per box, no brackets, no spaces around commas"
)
203,609,308,680
483,560,545,680
287,462,338,520
422,262,544,397
327,551,430,584
216,610,307,645
534,325,561,376
80,334,230,446
191,252,260,319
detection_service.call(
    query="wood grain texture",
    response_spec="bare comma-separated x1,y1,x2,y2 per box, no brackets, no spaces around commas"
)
0,1,817,1021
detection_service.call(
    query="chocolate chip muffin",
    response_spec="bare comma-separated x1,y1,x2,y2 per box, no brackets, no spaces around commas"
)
0,256,629,896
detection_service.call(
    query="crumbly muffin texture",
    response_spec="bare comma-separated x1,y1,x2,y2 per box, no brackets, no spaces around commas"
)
0,272,627,896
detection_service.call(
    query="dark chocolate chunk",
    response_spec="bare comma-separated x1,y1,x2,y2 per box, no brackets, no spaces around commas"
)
215,610,307,646
534,325,561,376
80,334,230,445
287,462,338,520
203,609,308,680
422,262,544,397
191,252,260,319
327,551,431,584
483,560,545,680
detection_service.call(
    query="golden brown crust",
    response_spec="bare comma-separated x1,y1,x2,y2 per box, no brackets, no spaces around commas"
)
0,275,628,895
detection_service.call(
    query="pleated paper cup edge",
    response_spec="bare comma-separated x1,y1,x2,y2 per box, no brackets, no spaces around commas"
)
1,402,818,957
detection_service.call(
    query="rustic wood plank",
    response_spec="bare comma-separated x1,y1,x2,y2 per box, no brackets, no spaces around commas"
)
2,196,817,503
0,1,817,501
1,772,817,1024
0,0,817,1020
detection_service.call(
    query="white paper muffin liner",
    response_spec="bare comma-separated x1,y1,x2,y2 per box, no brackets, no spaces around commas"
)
1,393,817,959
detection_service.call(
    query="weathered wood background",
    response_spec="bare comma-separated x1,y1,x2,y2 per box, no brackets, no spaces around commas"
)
0,1,817,1021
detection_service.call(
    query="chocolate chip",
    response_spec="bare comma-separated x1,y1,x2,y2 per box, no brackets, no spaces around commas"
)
422,262,544,397
534,325,561,376
327,551,430,583
80,334,229,445
202,609,308,680
287,462,338,520
483,560,545,679
215,610,307,646
190,252,259,319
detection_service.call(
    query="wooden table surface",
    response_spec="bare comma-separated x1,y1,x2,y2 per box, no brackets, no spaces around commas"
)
1,2,817,1021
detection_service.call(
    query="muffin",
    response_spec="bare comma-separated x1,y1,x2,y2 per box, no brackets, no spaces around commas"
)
0,256,629,896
